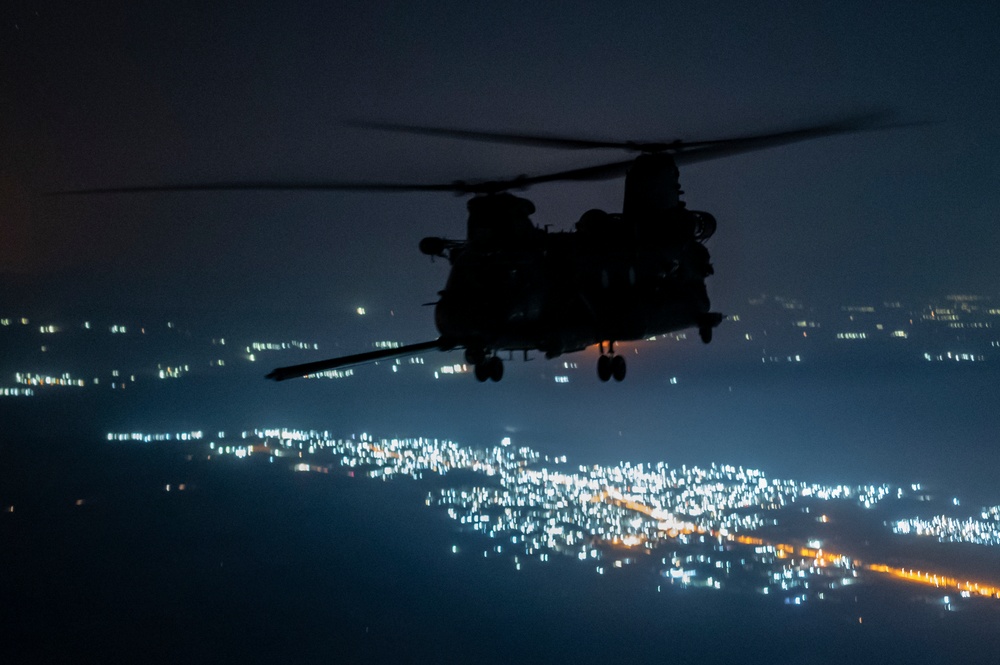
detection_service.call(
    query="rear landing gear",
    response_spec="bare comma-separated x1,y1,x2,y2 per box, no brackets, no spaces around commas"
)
697,312,725,345
611,355,626,381
597,354,612,382
597,343,626,382
474,355,503,382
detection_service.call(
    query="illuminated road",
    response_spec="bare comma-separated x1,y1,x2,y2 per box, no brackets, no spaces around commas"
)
598,492,1000,600
867,565,1000,599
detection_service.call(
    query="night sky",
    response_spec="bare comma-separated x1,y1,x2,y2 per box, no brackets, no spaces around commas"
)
5,5,1000,662
2,1,999,322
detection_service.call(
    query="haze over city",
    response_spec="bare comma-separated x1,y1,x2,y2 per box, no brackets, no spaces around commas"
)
2,2,999,663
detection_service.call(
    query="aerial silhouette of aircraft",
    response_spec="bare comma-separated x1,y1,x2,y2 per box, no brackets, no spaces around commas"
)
56,113,902,382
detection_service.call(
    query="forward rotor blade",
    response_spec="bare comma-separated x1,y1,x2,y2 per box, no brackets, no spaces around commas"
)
507,158,637,187
49,162,636,197
49,181,467,196
265,339,442,381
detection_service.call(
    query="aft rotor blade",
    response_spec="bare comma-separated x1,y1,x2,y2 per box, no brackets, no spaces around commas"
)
671,112,911,165
265,339,442,381
347,120,631,150
348,111,904,157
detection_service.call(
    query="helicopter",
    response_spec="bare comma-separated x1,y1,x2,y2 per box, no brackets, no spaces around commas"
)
58,113,898,382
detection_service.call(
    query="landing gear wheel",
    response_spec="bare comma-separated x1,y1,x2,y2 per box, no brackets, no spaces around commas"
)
611,355,626,382
597,354,612,382
699,326,713,344
474,361,491,382
488,355,504,382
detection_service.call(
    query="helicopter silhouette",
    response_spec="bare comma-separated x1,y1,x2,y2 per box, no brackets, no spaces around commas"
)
57,113,898,382
268,115,896,383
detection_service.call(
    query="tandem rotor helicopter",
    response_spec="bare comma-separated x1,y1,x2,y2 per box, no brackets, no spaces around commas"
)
63,113,900,383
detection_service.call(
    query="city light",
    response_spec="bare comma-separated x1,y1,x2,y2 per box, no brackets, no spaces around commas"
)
109,427,1000,606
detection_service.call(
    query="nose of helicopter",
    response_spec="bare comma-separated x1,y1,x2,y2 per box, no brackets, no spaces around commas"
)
434,293,477,339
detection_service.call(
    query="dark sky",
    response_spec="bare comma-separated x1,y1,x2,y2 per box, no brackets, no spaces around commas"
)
6,9,1000,659
2,1,998,322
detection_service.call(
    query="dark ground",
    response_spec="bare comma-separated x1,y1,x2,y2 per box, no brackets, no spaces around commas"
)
3,428,1000,664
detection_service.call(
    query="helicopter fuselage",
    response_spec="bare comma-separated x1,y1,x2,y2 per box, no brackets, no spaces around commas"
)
429,182,722,379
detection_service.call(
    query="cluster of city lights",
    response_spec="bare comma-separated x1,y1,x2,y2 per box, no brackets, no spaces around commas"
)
247,341,319,352
109,428,1000,605
15,372,86,387
108,431,205,443
0,387,34,396
4,291,1000,398
892,508,1000,546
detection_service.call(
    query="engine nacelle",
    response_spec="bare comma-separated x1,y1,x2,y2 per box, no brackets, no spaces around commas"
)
689,211,717,240
419,236,448,257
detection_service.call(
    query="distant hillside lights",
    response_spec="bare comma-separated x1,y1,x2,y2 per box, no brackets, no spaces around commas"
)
435,364,468,379
948,322,992,329
760,355,802,364
107,431,204,443
0,387,34,397
923,352,984,362
247,341,319,352
307,368,353,379
14,372,85,387
925,309,959,322
2,295,995,388
157,365,189,379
